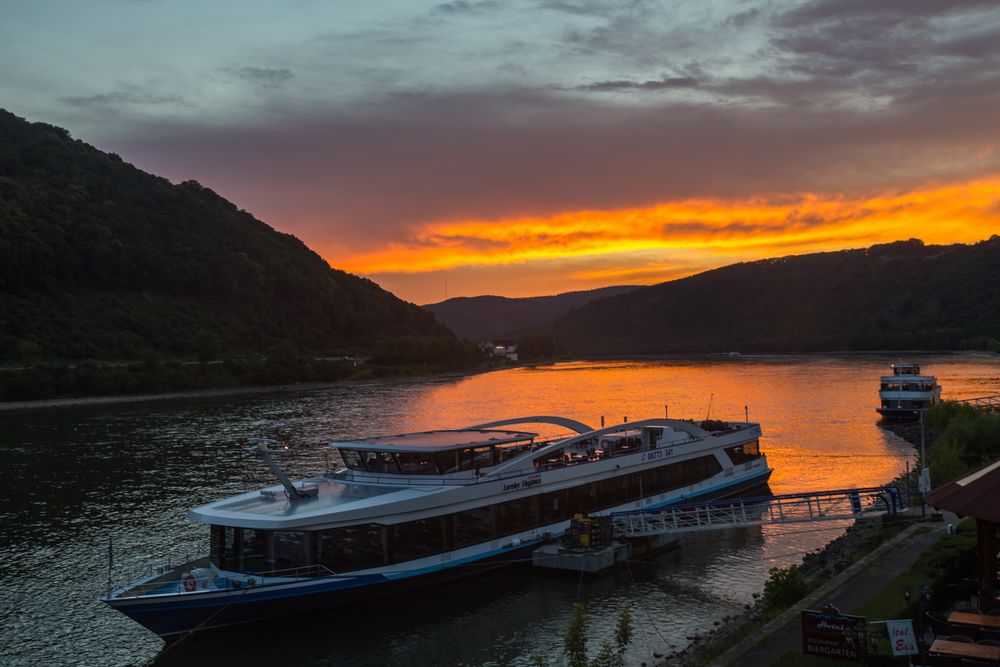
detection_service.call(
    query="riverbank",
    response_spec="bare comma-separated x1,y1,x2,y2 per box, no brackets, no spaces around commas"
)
661,514,916,666
0,363,514,411
658,423,932,666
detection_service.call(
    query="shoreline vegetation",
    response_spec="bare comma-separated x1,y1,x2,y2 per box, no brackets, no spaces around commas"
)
665,401,999,666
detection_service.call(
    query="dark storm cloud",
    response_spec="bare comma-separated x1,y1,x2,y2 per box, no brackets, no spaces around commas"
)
775,0,998,27
538,0,652,19
937,28,1000,58
575,75,698,92
60,86,190,109
432,1,499,15
224,66,294,90
723,8,760,28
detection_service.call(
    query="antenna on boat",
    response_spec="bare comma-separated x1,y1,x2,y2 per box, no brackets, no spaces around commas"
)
247,440,318,500
664,403,668,419
745,403,749,423
706,393,714,420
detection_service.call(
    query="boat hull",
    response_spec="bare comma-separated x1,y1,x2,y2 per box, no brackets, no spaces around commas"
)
876,407,924,421
106,468,771,638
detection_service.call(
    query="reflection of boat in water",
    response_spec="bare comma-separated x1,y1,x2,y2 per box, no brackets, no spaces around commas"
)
877,362,942,421
103,415,771,638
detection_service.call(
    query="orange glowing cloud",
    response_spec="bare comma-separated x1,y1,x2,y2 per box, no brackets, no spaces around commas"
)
339,177,1000,294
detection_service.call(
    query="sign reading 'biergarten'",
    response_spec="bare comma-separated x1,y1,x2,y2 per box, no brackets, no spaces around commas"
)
801,608,867,662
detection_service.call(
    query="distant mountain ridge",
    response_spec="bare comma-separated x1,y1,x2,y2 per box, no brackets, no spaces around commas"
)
424,285,641,341
552,238,1000,355
0,109,453,363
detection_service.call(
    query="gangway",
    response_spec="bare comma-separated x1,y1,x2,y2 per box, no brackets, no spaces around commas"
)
610,485,901,539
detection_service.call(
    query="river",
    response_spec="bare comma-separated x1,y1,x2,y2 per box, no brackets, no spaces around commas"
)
2,354,998,666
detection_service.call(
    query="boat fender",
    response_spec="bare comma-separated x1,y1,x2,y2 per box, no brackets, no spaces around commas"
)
181,572,197,592
247,577,256,588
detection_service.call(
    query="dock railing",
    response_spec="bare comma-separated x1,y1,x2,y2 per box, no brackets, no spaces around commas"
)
957,395,1000,413
610,485,901,539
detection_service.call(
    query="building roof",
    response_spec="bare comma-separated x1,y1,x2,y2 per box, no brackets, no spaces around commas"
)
925,458,1000,524
330,428,537,453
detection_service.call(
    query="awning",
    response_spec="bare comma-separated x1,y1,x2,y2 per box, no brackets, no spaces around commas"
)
924,458,1000,523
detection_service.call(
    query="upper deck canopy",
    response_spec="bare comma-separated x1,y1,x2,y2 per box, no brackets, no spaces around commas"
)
331,428,538,453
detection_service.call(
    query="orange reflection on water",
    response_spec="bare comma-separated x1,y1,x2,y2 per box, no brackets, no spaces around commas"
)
390,355,1000,493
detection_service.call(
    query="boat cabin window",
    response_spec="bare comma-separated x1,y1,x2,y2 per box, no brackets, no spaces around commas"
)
340,448,366,470
339,442,533,475
496,441,533,462
725,440,761,465
397,452,437,474
362,451,400,474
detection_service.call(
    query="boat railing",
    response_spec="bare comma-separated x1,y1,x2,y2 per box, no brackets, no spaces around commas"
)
109,560,340,599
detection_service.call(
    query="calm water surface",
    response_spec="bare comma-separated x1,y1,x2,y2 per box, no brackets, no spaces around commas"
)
3,354,999,666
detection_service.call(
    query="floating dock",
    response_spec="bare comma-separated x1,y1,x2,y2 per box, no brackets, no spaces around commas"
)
532,541,632,573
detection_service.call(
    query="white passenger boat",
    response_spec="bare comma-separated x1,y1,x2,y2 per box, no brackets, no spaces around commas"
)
103,415,771,637
876,362,942,421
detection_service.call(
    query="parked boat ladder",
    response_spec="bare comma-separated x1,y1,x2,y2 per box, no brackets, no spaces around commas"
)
610,485,902,539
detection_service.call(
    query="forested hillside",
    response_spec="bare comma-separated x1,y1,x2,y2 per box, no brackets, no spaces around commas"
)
424,285,639,341
0,110,478,398
554,238,1000,355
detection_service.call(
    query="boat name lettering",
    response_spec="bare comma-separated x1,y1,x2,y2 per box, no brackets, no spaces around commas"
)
503,475,541,492
643,448,673,462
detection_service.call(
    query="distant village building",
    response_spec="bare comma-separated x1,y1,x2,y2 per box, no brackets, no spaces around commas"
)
480,341,518,362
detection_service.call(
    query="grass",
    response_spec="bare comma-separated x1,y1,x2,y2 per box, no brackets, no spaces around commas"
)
769,520,978,666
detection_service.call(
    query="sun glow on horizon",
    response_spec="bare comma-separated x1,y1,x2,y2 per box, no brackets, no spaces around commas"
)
332,177,1000,302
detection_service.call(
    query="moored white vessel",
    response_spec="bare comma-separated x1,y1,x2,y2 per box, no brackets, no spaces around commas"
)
103,414,771,637
876,362,941,421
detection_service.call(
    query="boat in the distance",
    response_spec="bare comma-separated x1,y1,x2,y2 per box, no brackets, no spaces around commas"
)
876,362,942,421
103,414,771,638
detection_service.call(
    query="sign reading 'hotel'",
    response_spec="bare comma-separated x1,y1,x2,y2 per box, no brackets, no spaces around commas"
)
801,609,867,663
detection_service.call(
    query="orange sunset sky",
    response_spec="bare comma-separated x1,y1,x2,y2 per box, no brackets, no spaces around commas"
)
6,0,1000,303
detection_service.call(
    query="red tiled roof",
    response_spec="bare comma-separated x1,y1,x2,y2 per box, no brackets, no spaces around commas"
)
924,458,1000,523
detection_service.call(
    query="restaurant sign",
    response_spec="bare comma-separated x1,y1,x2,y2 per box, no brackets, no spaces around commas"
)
801,608,867,662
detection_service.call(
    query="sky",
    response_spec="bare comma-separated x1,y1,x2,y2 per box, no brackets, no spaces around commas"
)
3,0,1000,304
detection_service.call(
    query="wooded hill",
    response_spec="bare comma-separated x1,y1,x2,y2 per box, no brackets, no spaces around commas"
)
424,285,640,341
0,109,457,366
553,238,1000,355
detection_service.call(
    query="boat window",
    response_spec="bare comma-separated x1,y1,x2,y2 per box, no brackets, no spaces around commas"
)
596,475,631,506
725,440,761,465
393,517,447,562
316,524,388,573
340,449,366,471
498,495,541,534
496,441,532,462
459,446,495,471
397,452,438,474
362,451,402,474
210,525,233,569
240,529,268,572
269,531,310,572
434,450,461,474
453,506,496,547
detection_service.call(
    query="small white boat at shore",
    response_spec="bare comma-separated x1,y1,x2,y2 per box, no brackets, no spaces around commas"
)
877,362,941,421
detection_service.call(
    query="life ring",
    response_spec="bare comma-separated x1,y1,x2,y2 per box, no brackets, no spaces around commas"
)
182,572,197,592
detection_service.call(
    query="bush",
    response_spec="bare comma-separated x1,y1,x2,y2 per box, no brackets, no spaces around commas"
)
763,565,809,608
